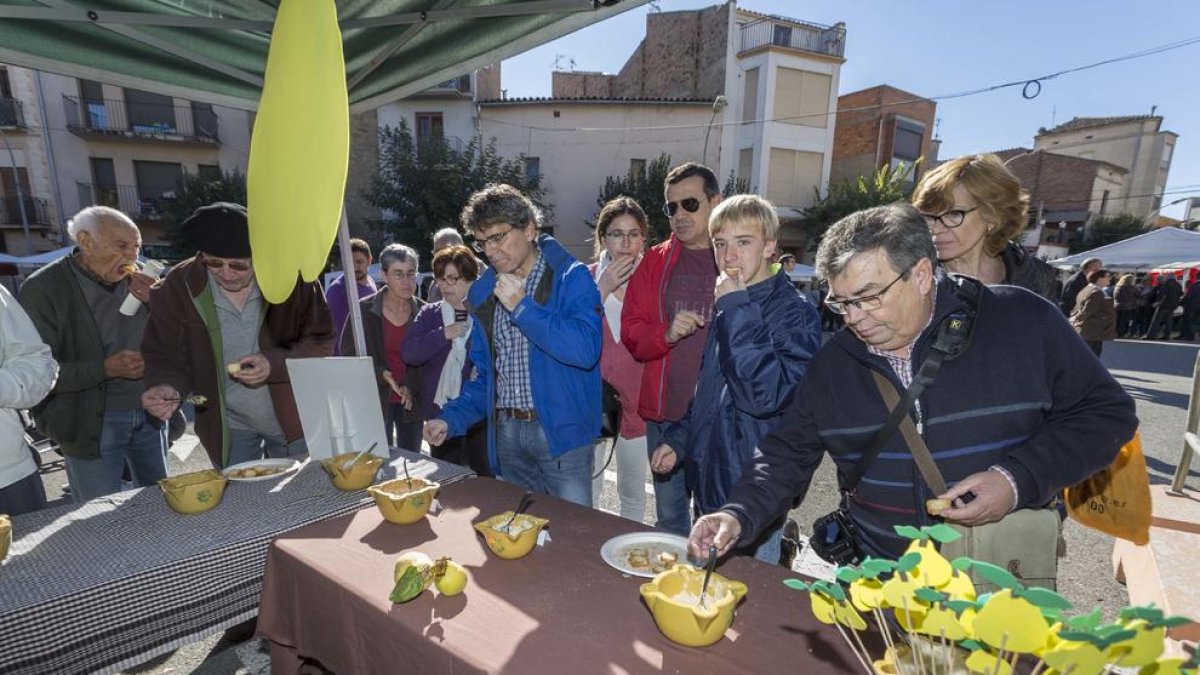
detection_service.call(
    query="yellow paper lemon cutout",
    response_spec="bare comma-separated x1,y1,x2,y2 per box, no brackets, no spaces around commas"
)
1037,622,1063,657
247,0,350,303
1042,641,1108,675
834,600,868,631
906,539,953,587
966,649,1013,675
1107,619,1165,667
810,591,837,625
1139,658,1191,675
918,606,969,641
972,589,1049,653
882,575,926,613
940,570,977,602
850,577,885,612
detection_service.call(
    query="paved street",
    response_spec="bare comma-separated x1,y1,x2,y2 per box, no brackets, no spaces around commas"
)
25,337,1199,674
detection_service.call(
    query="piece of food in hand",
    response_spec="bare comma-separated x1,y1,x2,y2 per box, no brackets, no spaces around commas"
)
926,498,951,516
433,558,468,596
391,551,435,603
122,263,140,276
226,362,243,375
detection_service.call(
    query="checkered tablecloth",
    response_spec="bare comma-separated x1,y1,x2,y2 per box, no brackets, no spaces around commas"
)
0,450,474,675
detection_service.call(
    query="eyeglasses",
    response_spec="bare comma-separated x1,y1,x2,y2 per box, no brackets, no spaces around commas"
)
824,272,907,315
921,207,978,229
202,257,252,272
663,197,702,218
606,230,645,241
436,274,463,285
472,227,516,253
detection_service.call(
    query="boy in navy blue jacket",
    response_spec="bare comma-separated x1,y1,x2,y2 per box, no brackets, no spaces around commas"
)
650,195,821,562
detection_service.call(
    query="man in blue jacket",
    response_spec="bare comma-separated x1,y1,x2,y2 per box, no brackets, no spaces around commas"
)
424,184,602,505
650,195,820,562
689,203,1137,561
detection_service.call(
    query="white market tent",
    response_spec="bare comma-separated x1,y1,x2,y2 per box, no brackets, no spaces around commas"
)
1050,227,1200,272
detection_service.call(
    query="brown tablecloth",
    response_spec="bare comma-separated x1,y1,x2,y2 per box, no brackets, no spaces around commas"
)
258,477,868,675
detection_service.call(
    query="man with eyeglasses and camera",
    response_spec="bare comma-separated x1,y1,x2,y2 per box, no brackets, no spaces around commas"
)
688,203,1136,569
19,205,165,501
140,202,334,468
621,162,723,535
423,184,601,506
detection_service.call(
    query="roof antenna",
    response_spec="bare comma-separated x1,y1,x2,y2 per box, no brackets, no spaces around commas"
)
1150,104,1158,117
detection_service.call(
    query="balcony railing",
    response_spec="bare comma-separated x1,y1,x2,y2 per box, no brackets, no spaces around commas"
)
63,95,219,143
0,98,27,128
76,182,174,220
739,18,845,58
0,195,51,226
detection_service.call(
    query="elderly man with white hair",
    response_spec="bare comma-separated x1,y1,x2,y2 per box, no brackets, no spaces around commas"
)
18,205,165,501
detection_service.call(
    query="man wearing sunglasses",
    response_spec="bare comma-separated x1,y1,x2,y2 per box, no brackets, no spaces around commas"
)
140,202,335,468
621,162,723,535
689,203,1136,565
19,206,166,501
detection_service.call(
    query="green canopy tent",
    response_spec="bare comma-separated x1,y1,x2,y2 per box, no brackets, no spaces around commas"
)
0,0,646,353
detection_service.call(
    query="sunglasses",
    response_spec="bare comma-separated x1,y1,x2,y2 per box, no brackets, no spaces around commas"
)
662,197,702,218
202,257,252,272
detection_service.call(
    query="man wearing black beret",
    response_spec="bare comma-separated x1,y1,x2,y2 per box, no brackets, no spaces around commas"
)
139,202,335,467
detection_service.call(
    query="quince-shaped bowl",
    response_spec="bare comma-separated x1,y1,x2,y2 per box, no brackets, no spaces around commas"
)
320,452,384,491
368,477,440,525
639,564,747,647
159,469,227,515
473,512,549,560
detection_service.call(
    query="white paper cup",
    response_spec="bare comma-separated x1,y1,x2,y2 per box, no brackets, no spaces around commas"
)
119,260,165,316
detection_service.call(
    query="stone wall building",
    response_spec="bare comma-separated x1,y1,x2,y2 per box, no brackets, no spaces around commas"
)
831,85,937,187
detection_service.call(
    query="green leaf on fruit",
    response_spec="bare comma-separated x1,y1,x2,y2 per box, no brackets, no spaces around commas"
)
836,567,861,583
1019,587,1072,610
896,552,921,572
950,557,973,571
923,524,962,544
914,588,946,603
970,561,1022,591
1067,608,1103,631
894,525,922,540
783,578,810,591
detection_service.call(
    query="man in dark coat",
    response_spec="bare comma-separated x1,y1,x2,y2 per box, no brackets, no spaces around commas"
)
1177,279,1200,341
1060,257,1102,316
1143,273,1183,341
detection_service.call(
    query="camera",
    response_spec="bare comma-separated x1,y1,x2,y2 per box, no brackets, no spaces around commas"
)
809,509,863,566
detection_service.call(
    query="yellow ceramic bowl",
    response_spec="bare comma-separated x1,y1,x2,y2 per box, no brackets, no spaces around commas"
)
639,564,748,647
320,452,384,491
368,477,440,525
159,469,227,515
0,514,10,562
473,511,550,560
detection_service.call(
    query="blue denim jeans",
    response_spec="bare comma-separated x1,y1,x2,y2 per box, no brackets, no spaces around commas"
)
65,409,167,502
645,420,691,536
0,470,47,516
388,402,424,456
227,429,309,467
495,415,593,507
748,522,784,565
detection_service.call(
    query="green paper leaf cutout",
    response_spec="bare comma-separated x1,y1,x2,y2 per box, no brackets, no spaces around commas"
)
894,524,923,540
836,567,862,583
950,556,973,571
1121,605,1164,622
923,523,962,544
896,552,921,572
958,639,984,652
914,588,947,603
1019,587,1073,610
1093,628,1137,648
944,599,977,615
783,578,810,591
1158,616,1195,629
823,582,847,602
860,558,895,577
1040,607,1065,624
1068,608,1104,631
1056,630,1102,645
970,561,1022,591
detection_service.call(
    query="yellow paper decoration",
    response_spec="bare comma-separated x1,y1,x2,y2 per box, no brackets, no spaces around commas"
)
811,592,837,625
972,589,1049,653
917,606,969,641
966,649,1013,675
881,575,925,612
1139,658,1192,675
939,570,977,601
849,577,885,612
834,599,869,631
247,0,350,303
1043,641,1108,675
906,539,953,587
1107,620,1165,667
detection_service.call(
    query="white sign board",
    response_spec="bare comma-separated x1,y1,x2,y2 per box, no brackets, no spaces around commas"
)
286,357,389,461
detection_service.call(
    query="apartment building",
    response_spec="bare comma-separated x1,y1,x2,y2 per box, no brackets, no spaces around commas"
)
1034,115,1177,220
0,63,251,257
830,85,938,187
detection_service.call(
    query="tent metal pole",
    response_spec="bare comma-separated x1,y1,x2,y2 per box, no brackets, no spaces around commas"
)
346,0,459,91
336,206,368,358
341,0,598,29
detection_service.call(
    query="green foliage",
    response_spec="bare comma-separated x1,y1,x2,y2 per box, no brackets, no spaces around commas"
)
1068,213,1149,254
795,161,918,253
162,168,248,260
365,119,550,262
595,153,749,246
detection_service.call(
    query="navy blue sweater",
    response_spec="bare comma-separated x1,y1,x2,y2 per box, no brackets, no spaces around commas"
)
723,277,1138,558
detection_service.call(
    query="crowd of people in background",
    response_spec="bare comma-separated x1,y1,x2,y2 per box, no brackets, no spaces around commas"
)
0,154,1144,572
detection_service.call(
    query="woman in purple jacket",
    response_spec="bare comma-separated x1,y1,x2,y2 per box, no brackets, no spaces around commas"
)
403,246,489,475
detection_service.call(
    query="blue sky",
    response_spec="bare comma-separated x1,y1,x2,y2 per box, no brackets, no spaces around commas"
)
503,0,1199,219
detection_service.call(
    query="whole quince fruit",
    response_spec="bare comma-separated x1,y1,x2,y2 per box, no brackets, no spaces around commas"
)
435,559,468,596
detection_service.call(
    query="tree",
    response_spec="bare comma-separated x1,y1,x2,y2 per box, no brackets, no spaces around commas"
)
595,153,750,245
795,162,918,252
365,119,549,262
1069,213,1148,254
162,168,248,260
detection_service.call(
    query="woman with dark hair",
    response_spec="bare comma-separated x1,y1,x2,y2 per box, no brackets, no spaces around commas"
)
589,196,651,522
913,154,1057,301
403,245,489,475
346,244,425,454
1071,269,1116,357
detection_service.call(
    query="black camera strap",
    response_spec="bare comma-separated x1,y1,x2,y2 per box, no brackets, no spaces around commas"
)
840,275,981,496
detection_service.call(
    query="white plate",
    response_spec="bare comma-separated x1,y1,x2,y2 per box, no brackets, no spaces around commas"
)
222,459,300,482
600,532,697,578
